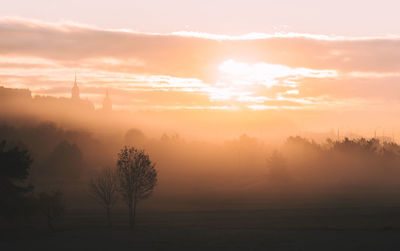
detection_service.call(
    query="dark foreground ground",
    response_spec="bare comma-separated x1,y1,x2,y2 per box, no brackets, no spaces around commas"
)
2,207,400,250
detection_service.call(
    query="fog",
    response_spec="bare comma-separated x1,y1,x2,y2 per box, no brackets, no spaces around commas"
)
2,85,400,212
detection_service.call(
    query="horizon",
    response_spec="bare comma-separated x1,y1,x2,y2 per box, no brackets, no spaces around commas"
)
1,15,400,138
0,16,399,114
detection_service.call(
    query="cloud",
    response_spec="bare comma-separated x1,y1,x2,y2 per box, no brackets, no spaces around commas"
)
1,17,400,111
2,17,400,77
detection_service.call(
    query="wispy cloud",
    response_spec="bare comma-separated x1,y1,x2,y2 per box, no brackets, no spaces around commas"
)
1,17,400,111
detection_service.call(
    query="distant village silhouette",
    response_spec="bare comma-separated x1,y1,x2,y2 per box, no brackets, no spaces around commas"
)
0,74,113,114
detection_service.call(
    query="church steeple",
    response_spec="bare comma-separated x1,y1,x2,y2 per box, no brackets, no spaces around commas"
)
102,88,112,112
71,73,80,100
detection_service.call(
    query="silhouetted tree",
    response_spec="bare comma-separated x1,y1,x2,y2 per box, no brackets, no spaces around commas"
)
0,140,33,220
89,167,119,227
124,128,146,146
37,190,65,232
116,146,157,228
43,140,84,179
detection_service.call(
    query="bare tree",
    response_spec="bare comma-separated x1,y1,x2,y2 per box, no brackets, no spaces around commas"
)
37,190,65,232
116,146,157,228
89,167,119,227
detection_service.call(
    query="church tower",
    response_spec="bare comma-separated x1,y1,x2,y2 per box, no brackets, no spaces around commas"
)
71,73,80,100
102,88,112,112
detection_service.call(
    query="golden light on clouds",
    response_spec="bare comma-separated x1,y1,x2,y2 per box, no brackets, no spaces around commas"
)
0,17,400,113
210,59,338,110
0,56,339,111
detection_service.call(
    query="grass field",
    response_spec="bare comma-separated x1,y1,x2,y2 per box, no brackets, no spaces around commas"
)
2,207,400,250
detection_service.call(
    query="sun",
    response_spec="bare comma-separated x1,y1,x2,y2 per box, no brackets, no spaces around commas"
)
218,59,291,88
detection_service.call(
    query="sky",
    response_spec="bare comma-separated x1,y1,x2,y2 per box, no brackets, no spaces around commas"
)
2,0,400,36
1,0,400,119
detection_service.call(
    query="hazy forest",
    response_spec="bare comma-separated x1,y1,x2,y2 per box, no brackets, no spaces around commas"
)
3,95,400,250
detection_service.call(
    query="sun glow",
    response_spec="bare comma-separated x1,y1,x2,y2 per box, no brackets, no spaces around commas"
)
211,59,338,109
218,59,337,88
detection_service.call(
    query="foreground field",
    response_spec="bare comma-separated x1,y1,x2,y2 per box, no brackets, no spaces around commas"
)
2,207,400,250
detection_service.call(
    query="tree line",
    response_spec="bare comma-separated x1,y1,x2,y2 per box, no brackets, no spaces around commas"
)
4,134,400,231
0,140,157,231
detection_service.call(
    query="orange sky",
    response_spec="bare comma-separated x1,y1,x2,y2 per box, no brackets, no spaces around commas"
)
1,16,400,114
1,0,400,141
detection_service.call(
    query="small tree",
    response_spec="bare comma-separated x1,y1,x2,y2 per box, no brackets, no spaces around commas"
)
37,190,66,232
116,146,157,228
89,167,119,227
0,140,34,221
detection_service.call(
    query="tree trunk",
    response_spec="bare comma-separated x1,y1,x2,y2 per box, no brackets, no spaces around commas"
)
133,199,137,227
128,201,134,229
106,206,111,228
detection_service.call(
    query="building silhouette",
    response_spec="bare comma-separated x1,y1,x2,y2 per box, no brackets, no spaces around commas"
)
1,74,102,115
71,73,80,100
102,89,112,112
68,73,94,110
